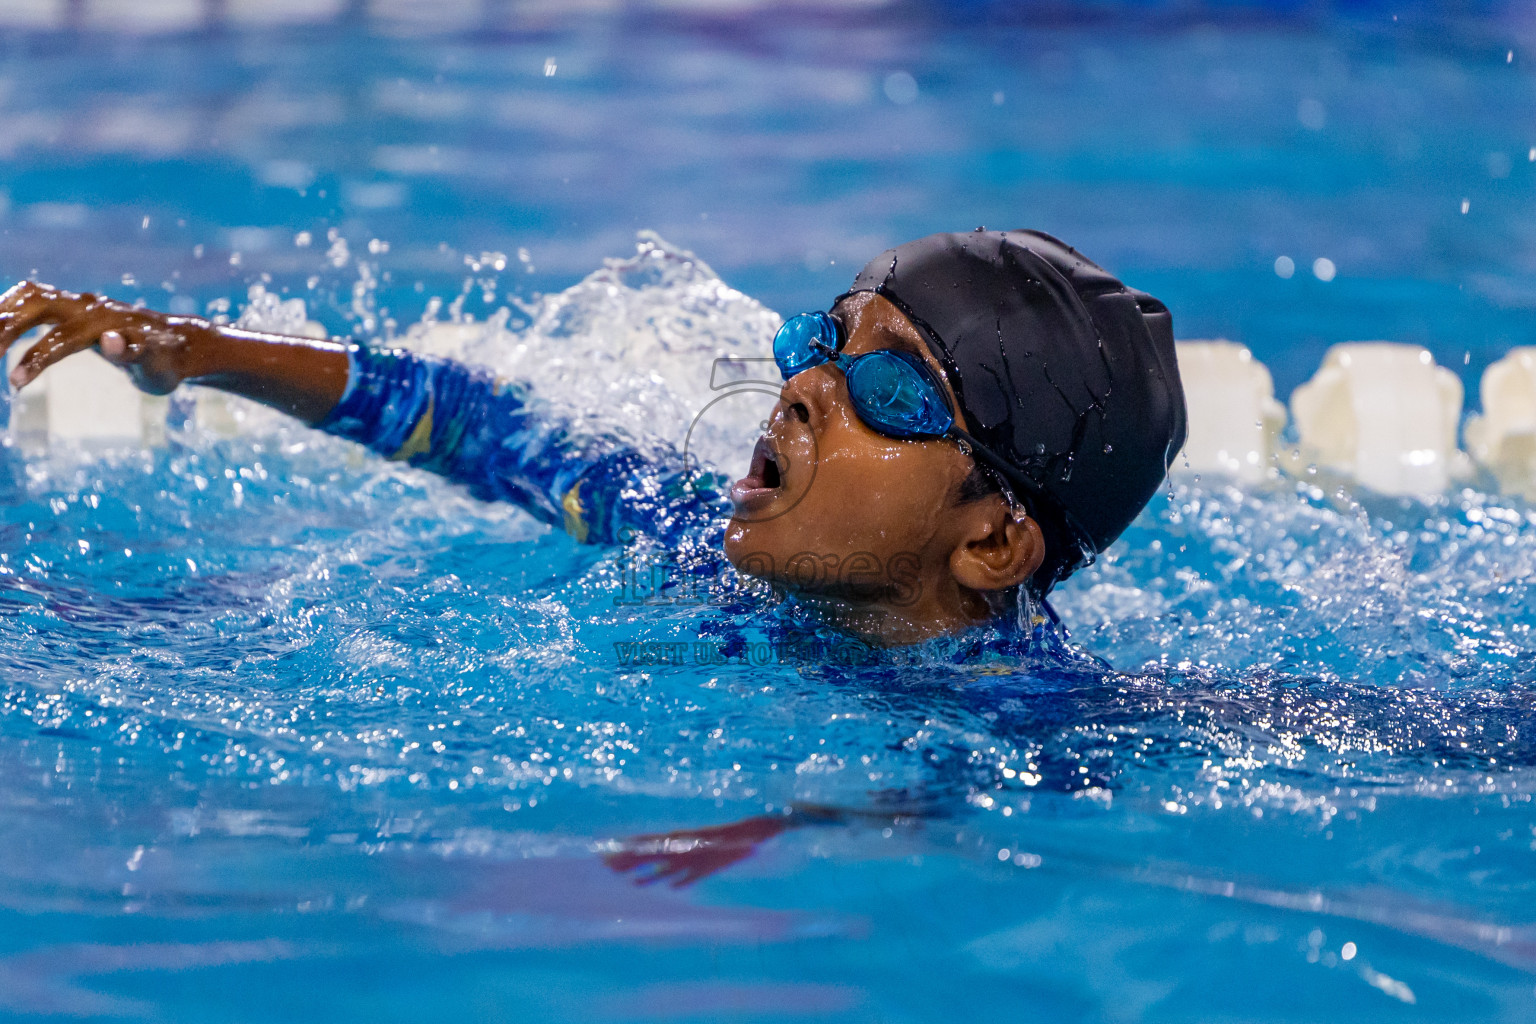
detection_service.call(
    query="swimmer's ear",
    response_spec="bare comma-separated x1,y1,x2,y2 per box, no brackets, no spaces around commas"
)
947,497,1045,594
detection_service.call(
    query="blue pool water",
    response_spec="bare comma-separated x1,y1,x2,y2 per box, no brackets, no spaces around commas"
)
2,4,1536,1021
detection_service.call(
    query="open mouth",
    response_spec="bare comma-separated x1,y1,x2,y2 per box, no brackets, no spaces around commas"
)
731,435,785,512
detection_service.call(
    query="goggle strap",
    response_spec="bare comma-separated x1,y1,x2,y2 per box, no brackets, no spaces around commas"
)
837,285,967,407
952,426,1092,541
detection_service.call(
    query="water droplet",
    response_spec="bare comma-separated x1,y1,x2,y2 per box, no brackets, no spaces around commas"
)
883,71,918,105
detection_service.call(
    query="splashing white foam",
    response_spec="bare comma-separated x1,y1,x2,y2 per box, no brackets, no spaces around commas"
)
235,284,325,339
400,231,783,476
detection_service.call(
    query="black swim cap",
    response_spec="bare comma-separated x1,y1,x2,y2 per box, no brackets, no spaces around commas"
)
845,229,1186,592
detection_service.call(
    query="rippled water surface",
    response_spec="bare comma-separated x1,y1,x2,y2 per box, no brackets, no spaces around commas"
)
2,5,1535,1023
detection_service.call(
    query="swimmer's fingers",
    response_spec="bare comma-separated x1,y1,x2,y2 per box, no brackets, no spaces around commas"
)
0,280,68,322
8,317,114,390
0,285,129,389
0,284,80,364
98,329,131,363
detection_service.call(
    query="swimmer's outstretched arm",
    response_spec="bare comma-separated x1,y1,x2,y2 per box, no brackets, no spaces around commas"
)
0,281,349,423
0,281,728,545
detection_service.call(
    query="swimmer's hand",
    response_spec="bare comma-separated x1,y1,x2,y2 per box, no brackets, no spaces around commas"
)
603,805,847,888
603,814,801,888
0,280,349,424
1,281,201,395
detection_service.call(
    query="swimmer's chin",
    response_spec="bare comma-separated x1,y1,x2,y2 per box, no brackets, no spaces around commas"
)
721,522,761,568
720,525,794,585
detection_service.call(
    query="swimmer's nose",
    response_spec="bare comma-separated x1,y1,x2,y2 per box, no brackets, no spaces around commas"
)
776,361,842,434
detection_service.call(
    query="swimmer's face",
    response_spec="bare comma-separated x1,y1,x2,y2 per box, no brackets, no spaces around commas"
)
723,292,1044,638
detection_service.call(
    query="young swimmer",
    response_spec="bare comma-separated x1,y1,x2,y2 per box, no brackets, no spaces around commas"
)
0,229,1186,647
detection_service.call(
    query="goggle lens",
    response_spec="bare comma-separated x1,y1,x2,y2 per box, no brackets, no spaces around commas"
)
774,310,956,440
773,311,841,378
844,350,955,439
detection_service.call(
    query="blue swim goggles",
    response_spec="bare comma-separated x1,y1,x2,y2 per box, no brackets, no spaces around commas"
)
772,310,1024,490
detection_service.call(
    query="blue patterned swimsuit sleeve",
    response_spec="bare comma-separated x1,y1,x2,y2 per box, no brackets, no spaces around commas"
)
316,345,732,546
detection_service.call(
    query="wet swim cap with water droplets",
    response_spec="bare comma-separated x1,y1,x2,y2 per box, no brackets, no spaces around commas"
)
845,229,1187,591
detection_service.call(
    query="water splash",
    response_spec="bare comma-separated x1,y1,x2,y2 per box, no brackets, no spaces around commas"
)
1060,478,1536,690
398,231,782,474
